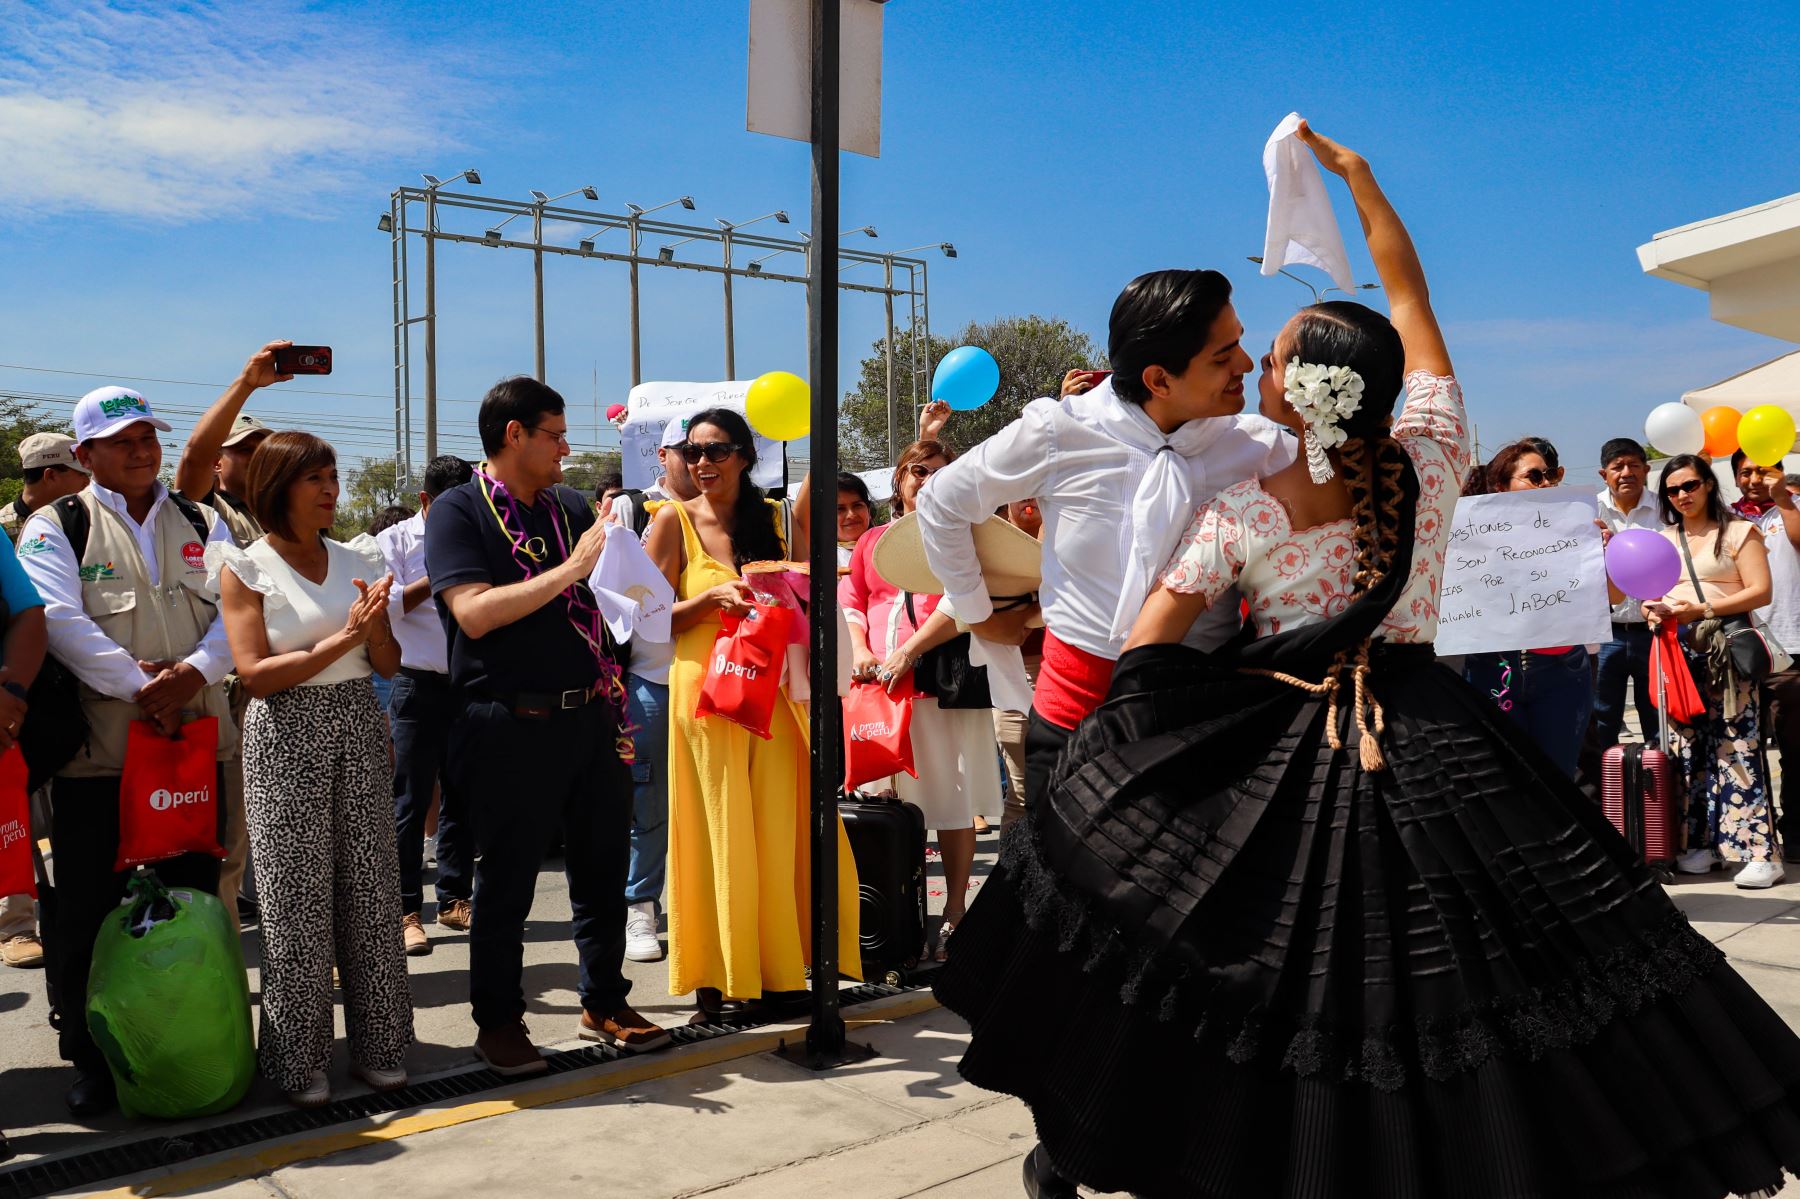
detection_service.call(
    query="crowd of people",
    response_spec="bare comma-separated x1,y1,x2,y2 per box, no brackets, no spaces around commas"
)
8,118,1800,1199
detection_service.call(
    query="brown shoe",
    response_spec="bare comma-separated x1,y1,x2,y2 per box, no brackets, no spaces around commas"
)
1,933,44,969
580,1005,672,1054
436,898,473,931
402,913,431,957
475,1021,548,1077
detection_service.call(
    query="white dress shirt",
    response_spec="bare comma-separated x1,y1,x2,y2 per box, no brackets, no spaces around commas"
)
1597,488,1662,623
914,393,1294,661
379,511,448,675
1753,506,1800,651
19,482,235,701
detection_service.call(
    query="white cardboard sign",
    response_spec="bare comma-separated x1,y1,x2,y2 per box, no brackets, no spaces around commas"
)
619,380,786,492
1433,487,1611,655
746,0,883,158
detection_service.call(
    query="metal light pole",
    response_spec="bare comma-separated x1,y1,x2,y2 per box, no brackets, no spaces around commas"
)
882,243,956,458
420,168,481,462
1245,255,1381,305
627,196,696,385
717,211,790,378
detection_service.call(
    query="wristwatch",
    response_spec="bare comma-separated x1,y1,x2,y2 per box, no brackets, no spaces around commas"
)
1,680,26,702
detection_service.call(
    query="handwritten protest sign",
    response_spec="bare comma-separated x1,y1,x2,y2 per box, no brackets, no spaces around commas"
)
619,380,786,491
1434,487,1610,655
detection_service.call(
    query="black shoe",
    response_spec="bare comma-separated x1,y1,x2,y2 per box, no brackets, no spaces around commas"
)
1022,1143,1077,1199
66,1070,116,1117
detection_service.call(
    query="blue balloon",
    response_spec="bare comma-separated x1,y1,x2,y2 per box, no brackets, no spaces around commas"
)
932,346,1000,411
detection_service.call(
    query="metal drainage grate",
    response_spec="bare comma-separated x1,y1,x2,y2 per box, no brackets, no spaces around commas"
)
0,975,934,1199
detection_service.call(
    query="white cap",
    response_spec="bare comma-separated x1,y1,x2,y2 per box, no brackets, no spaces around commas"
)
74,387,172,443
660,418,690,449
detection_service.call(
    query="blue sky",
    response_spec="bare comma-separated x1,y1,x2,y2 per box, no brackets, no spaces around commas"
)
1,0,1796,478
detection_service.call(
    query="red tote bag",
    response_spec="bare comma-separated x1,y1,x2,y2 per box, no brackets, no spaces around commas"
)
843,679,917,791
695,600,795,740
0,744,33,898
115,718,225,871
1650,623,1709,728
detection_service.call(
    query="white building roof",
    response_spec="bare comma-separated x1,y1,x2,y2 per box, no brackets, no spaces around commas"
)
1639,193,1800,341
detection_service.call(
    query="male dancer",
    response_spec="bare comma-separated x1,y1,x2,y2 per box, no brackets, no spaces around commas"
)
914,270,1292,811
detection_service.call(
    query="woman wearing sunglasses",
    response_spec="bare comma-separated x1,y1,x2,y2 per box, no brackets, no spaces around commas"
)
1459,438,1595,777
643,407,862,1022
840,439,1009,959
1647,453,1780,887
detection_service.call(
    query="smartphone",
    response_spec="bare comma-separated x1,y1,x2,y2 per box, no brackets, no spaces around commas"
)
1084,369,1112,386
273,345,332,375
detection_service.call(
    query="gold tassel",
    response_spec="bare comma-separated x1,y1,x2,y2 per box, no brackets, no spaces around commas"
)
1353,660,1388,773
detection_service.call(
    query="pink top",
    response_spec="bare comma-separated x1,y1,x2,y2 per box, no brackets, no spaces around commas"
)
1159,371,1471,643
840,523,943,658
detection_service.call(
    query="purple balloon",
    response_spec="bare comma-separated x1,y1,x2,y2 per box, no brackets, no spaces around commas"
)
1605,528,1680,600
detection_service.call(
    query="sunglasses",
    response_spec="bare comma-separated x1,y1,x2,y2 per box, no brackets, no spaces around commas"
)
679,442,741,465
905,463,940,480
1664,478,1707,497
1514,468,1552,486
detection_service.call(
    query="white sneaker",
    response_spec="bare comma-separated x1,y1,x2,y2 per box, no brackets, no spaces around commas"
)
624,901,663,963
1734,860,1785,889
352,1062,409,1091
1677,848,1720,875
287,1070,329,1108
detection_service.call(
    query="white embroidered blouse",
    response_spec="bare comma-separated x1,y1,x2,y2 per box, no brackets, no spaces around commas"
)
1159,371,1471,643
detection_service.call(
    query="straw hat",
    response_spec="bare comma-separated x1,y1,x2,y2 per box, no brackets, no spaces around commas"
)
872,511,1041,599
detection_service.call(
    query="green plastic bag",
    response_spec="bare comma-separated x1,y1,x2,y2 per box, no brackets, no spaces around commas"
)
86,870,255,1119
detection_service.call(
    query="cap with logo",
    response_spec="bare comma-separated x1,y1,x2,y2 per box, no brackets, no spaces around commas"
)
660,418,690,449
18,432,89,474
222,414,273,448
73,387,173,444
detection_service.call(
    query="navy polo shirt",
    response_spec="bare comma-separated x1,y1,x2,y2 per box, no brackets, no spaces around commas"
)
424,480,604,696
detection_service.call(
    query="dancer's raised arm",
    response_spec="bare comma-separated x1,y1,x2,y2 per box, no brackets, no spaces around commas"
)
1297,120,1451,378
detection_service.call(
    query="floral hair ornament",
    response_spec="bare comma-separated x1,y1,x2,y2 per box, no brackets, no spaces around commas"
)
1285,359,1365,484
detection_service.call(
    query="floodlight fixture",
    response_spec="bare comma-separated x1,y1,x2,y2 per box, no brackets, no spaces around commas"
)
717,211,790,231
377,212,393,233
892,242,957,258
1245,255,1379,302
533,186,599,206
422,168,480,191
627,196,697,220
841,225,878,239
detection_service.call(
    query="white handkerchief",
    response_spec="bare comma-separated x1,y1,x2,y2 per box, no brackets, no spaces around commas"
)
588,528,675,645
1262,112,1354,293
966,635,1034,715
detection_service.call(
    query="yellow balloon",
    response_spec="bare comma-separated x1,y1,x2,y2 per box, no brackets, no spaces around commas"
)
1739,404,1797,468
745,371,810,442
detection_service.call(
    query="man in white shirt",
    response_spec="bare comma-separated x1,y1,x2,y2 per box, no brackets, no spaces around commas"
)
17,386,237,1116
914,269,1293,812
1592,438,1662,752
379,455,475,955
606,424,698,962
1731,451,1800,861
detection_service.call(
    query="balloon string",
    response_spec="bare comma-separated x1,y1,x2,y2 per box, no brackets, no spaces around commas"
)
1490,656,1513,713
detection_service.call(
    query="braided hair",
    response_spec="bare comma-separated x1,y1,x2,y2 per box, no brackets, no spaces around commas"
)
1284,301,1410,771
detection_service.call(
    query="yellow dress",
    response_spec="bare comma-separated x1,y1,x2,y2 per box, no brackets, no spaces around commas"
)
665,500,861,997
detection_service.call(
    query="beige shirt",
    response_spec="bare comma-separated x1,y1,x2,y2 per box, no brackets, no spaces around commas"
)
1661,520,1759,607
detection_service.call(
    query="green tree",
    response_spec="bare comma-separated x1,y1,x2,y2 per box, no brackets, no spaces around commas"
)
840,315,1105,468
0,397,75,507
561,450,624,499
333,457,409,539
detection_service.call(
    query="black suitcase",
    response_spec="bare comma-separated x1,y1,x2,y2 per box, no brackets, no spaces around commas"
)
840,796,927,985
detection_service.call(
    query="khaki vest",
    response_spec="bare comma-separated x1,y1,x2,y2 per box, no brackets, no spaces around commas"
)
63,490,239,777
207,490,263,549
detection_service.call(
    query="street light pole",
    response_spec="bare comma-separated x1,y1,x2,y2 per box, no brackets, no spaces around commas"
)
420,168,480,461
533,203,546,382
629,214,642,386
884,257,898,463
722,227,736,379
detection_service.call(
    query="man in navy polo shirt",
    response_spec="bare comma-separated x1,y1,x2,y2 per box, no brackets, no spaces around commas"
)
426,376,670,1074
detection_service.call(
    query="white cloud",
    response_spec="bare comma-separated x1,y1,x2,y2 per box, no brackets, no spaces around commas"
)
0,0,478,221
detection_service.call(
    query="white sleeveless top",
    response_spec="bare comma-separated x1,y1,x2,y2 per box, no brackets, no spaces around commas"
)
206,534,389,686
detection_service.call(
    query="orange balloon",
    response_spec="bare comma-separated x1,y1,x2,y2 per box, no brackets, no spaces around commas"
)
1702,406,1741,458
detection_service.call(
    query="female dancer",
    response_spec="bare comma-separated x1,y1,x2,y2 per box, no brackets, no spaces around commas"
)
936,122,1800,1198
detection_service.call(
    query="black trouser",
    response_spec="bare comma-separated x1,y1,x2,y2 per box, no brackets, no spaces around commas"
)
391,668,472,916
450,696,632,1030
1025,710,1076,815
47,771,223,1073
1764,669,1800,848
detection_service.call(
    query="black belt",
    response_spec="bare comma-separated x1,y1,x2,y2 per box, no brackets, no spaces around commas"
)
1611,620,1648,635
399,666,451,684
485,686,600,719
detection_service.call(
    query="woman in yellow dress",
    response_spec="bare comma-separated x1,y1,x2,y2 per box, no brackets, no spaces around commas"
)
644,407,860,1022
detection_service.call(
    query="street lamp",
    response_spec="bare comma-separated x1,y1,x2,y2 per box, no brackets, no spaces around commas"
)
420,167,481,460
865,244,956,460
748,232,812,274
626,197,698,384
892,242,956,258
841,225,878,239
715,212,790,377
1245,256,1380,304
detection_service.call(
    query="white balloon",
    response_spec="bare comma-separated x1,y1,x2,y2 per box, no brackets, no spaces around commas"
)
1644,402,1705,457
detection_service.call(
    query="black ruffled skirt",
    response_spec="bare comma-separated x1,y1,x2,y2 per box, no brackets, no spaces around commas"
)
934,646,1800,1198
